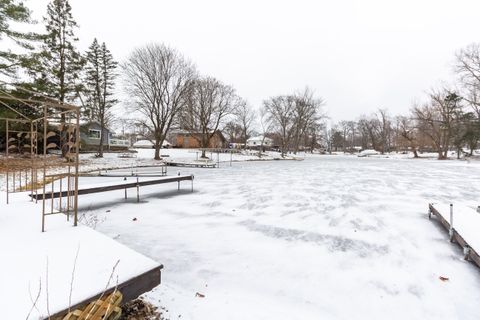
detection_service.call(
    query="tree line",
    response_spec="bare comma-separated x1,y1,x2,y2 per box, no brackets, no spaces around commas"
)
329,44,480,160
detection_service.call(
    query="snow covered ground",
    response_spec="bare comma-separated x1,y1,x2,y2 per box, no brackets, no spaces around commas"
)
0,193,160,320
70,155,480,320
3,154,480,319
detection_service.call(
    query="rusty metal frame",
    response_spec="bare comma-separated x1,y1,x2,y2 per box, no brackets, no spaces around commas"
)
0,82,80,232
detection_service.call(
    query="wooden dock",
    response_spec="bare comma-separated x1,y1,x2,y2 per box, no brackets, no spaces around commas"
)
429,203,480,268
31,174,194,200
165,161,216,168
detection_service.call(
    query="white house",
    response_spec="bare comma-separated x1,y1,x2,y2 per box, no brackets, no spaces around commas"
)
133,139,172,149
247,136,273,148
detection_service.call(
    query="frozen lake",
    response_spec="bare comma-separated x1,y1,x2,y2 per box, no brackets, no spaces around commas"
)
79,155,480,319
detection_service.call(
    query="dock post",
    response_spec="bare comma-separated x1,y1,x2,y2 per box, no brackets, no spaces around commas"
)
136,177,140,203
449,204,454,242
177,171,180,191
464,245,471,261
6,169,8,204
59,177,63,213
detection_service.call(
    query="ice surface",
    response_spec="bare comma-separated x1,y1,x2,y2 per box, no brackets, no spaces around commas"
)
74,155,480,320
3,154,480,319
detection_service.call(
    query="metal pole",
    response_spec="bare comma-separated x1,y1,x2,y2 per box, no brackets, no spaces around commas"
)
73,111,80,227
67,165,70,219
136,176,140,203
59,176,63,212
42,105,47,232
5,169,8,205
51,178,54,214
35,167,38,204
5,119,8,204
30,121,34,201
177,171,180,191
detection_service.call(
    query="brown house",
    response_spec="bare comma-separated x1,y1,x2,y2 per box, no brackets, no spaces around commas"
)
173,131,227,148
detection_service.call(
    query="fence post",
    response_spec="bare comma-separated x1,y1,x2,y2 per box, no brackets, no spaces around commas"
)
449,204,454,242
136,177,140,203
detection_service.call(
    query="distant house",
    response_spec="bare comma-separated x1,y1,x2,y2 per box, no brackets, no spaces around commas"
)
80,121,130,151
247,136,274,149
132,139,171,149
173,131,227,149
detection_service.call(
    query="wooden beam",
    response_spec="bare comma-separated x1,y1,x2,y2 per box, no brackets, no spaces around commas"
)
48,265,163,320
31,175,194,200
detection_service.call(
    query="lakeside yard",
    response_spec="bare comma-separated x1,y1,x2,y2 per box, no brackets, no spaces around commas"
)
74,155,480,320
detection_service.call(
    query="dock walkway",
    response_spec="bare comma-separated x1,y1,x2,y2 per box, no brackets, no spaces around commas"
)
429,203,480,267
31,174,194,200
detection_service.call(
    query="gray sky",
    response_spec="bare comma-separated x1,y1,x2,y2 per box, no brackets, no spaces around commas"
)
26,0,480,121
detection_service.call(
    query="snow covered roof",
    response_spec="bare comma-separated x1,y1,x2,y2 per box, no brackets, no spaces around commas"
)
247,136,273,142
133,139,171,147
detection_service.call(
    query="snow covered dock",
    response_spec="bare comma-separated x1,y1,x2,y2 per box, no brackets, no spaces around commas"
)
429,203,480,267
0,192,162,319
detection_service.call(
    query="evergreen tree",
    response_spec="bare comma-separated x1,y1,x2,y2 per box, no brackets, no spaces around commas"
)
0,0,41,77
34,0,84,103
31,0,84,157
84,39,117,157
84,38,101,120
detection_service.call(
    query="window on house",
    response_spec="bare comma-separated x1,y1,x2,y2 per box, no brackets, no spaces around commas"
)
88,129,101,139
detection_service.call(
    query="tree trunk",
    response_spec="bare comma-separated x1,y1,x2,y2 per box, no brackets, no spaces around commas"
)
413,148,419,158
154,137,161,160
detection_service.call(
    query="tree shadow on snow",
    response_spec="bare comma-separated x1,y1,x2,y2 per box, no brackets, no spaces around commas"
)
77,189,197,212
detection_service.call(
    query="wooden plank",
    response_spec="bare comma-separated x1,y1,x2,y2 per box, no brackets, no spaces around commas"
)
49,265,162,320
166,161,216,168
31,175,194,200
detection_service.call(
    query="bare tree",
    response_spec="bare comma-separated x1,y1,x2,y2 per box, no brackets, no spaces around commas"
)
234,99,256,149
413,88,462,159
122,43,196,160
377,108,392,154
181,76,237,158
263,95,295,157
257,106,273,157
223,121,242,144
396,115,419,158
291,88,325,154
456,43,480,117
357,116,380,151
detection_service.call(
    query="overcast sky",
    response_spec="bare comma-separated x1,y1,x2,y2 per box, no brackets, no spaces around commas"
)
24,0,480,121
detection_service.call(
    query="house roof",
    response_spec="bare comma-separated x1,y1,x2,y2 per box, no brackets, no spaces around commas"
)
80,120,113,133
247,136,273,142
133,139,171,147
